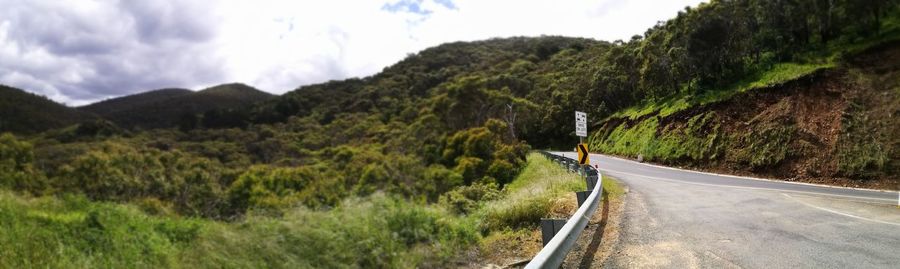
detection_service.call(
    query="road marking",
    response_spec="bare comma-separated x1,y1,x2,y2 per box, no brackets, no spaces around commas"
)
595,167,896,204
781,193,900,227
553,152,894,202
578,153,894,193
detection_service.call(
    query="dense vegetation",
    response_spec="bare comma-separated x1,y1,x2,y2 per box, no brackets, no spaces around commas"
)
0,0,898,266
81,83,276,130
0,85,96,134
0,153,584,268
585,1,900,184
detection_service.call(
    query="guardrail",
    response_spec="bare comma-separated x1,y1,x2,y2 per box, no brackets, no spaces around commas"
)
527,151,603,269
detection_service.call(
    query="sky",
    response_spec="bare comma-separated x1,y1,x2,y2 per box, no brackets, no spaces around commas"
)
0,0,705,106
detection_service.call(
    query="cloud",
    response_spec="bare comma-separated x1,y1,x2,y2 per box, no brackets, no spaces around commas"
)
0,0,705,105
383,0,434,15
0,0,226,105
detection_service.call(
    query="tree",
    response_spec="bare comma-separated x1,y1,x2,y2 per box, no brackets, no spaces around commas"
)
0,133,45,192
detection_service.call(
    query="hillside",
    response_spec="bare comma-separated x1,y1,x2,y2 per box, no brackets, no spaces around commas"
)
78,83,275,130
0,85,96,134
590,43,900,189
0,0,898,267
80,88,193,116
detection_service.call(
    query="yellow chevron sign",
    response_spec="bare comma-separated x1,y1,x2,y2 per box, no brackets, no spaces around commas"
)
577,143,589,165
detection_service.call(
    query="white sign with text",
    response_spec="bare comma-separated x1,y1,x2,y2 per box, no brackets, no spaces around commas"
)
575,111,587,137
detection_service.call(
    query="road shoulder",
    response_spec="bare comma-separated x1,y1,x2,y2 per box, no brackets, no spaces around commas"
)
561,176,628,269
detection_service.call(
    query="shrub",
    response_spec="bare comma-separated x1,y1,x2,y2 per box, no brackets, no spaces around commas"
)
227,165,345,213
482,195,552,231
0,133,47,193
732,124,796,169
420,165,464,201
438,182,500,214
57,143,228,217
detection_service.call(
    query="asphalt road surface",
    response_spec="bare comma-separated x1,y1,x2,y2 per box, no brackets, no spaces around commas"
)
554,152,900,269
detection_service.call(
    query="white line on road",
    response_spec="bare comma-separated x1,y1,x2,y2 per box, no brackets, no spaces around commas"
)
578,153,895,193
598,168,897,204
781,193,900,227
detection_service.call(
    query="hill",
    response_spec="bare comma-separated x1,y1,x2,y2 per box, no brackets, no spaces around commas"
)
79,83,275,130
0,85,96,134
245,0,899,189
80,88,193,116
589,43,900,189
1,0,898,267
1,0,895,227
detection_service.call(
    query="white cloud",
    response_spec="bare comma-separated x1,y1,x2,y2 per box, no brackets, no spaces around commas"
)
0,0,227,105
0,0,705,105
211,0,704,94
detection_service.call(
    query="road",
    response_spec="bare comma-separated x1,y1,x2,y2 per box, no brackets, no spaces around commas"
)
554,152,900,268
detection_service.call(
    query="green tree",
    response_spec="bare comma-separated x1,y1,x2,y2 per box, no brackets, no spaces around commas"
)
0,133,46,192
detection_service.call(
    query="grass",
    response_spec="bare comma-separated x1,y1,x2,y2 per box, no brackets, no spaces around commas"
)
480,153,624,229
0,152,593,268
831,15,900,62
474,153,624,263
610,62,834,121
0,190,479,268
834,73,893,179
591,110,729,164
600,175,625,200
0,192,199,268
479,153,585,230
606,17,900,123
592,22,900,177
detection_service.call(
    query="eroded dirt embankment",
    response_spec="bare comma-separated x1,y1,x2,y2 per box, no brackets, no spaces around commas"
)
592,44,900,190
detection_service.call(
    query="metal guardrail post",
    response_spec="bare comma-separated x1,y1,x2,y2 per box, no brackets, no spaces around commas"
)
540,218,568,246
575,190,591,207
528,151,603,269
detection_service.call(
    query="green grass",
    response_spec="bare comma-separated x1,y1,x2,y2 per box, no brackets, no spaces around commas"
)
591,61,832,165
590,111,726,164
0,192,200,268
479,152,584,230
590,117,659,157
499,153,584,196
0,152,591,268
600,175,625,200
0,190,479,268
480,153,624,229
473,153,624,262
830,15,900,62
607,18,900,123
610,62,834,121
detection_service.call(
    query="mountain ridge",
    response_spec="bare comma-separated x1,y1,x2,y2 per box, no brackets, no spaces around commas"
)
77,82,276,130
0,85,97,134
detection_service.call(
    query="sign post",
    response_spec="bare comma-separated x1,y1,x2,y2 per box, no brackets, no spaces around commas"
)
575,111,587,138
575,111,588,183
577,143,589,165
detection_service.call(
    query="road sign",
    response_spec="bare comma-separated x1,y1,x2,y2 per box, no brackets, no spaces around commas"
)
575,111,587,137
577,143,589,165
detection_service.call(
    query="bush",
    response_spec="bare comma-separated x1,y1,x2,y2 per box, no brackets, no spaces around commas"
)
227,165,345,213
732,124,796,169
442,119,529,186
482,195,552,231
0,191,201,268
0,133,47,193
193,194,479,268
420,165,464,201
57,143,228,217
480,153,583,231
438,182,500,214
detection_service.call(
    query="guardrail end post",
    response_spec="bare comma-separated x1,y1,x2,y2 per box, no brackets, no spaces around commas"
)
575,191,592,207
540,218,567,247
586,175,598,190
